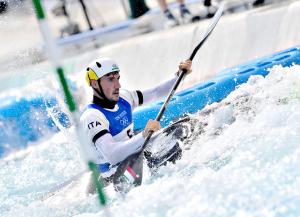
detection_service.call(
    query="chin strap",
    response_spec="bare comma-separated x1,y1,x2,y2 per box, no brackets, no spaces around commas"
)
92,80,117,109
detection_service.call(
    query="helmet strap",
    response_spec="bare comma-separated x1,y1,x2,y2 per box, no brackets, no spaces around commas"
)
92,79,117,109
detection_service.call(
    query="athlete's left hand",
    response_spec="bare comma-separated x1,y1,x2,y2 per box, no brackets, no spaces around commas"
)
177,59,192,75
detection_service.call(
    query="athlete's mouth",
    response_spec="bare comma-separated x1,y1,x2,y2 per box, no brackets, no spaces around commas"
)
113,90,119,95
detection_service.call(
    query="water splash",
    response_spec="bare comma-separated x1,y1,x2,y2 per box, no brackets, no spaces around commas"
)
1,65,300,217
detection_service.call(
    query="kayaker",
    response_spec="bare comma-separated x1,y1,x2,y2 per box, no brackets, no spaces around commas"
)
80,57,192,188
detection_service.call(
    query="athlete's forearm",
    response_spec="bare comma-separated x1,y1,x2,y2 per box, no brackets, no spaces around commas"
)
95,133,145,165
142,76,177,104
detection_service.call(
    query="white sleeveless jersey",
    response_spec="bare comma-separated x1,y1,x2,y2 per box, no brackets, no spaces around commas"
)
80,76,178,178
80,89,143,178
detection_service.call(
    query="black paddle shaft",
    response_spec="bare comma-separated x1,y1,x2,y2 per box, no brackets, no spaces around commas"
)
114,2,225,184
142,1,224,151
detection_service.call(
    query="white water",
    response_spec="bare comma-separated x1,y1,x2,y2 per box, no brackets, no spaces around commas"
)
1,64,300,217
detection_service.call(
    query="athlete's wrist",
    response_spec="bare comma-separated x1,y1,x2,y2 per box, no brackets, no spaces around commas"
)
142,130,147,138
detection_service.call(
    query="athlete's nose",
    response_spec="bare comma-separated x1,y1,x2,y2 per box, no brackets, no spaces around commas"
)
115,78,121,88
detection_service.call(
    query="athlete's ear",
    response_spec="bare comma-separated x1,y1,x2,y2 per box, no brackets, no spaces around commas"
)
90,80,98,88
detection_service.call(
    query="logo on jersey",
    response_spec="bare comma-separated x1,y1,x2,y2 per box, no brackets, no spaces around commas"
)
115,111,129,127
88,121,101,129
120,117,129,126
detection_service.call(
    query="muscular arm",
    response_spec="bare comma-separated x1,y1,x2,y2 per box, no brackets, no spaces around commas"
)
94,132,144,165
80,108,146,166
140,60,192,105
141,75,177,104
120,75,178,110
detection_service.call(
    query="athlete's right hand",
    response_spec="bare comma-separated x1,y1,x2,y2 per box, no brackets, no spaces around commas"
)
142,120,161,138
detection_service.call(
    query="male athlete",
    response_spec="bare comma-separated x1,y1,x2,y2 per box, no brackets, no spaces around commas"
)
80,57,192,188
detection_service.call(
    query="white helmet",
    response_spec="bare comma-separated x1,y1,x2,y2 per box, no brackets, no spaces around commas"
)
85,58,120,86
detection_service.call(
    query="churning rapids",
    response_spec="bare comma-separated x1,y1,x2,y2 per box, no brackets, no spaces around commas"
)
1,64,300,217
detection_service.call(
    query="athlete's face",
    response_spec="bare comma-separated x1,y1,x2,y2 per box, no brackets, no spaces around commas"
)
99,72,121,102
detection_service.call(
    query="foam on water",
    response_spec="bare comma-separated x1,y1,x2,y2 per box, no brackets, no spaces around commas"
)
1,64,300,217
